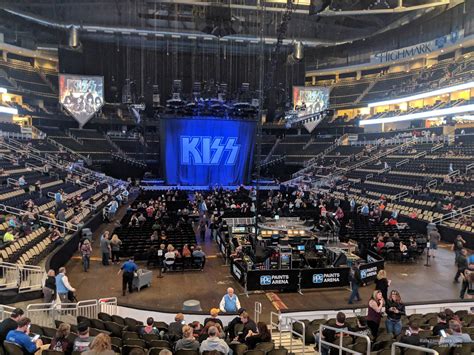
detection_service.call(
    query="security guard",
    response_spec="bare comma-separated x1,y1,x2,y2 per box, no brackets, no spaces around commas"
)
118,257,138,296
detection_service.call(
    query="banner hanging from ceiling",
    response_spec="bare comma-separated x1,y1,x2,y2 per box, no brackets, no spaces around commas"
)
59,74,104,128
293,86,330,116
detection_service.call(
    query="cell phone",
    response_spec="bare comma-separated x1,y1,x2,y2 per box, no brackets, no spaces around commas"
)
440,329,447,337
31,334,40,342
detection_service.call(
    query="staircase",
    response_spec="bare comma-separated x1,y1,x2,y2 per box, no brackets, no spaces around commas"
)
271,329,316,354
354,79,377,105
263,138,281,163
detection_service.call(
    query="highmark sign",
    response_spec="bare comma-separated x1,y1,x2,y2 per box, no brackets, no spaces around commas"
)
370,30,464,64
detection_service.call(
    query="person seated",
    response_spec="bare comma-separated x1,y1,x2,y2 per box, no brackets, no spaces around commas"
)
164,245,177,270
315,312,348,355
399,242,409,261
439,320,472,346
237,312,257,343
199,326,230,354
128,214,139,228
245,321,272,350
192,246,206,269
432,312,449,336
167,313,185,342
83,333,115,355
352,317,372,339
6,317,43,355
49,323,74,355
175,325,200,352
375,237,385,253
3,228,16,243
73,322,94,352
140,317,160,336
137,213,147,226
204,308,223,328
400,321,421,346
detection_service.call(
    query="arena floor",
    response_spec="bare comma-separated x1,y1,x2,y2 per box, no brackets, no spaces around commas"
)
63,216,466,323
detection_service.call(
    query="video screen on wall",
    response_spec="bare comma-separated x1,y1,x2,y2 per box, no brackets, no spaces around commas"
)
160,117,257,186
59,74,104,127
293,86,330,116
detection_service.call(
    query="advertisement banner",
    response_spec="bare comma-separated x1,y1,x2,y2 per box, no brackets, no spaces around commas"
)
59,74,104,128
160,117,256,186
300,268,350,289
292,86,330,116
246,269,300,291
360,252,385,283
370,30,464,64
230,260,246,286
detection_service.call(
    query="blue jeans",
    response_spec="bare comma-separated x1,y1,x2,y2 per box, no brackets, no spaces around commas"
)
314,334,330,355
82,255,90,272
386,318,402,336
348,283,361,304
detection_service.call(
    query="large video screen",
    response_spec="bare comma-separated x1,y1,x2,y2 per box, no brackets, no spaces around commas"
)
160,117,257,186
59,74,104,128
293,86,329,115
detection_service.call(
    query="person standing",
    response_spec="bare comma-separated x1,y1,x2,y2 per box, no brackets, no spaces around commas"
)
428,228,441,258
100,232,111,266
348,262,363,304
55,267,76,303
375,269,391,303
452,235,466,264
385,290,405,336
80,239,92,272
454,249,468,283
367,290,384,337
219,287,241,313
43,269,56,302
118,257,137,296
110,234,122,264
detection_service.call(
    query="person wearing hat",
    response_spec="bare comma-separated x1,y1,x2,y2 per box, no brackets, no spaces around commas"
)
0,308,24,345
73,322,94,352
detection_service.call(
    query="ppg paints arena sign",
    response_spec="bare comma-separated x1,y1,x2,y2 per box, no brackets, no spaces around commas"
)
370,30,464,64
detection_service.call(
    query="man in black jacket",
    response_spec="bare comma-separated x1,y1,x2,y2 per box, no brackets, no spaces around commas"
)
348,262,364,304
0,308,24,345
167,313,185,342
432,312,449,336
400,321,421,346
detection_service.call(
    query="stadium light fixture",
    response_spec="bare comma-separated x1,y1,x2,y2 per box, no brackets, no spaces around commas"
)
359,104,474,126
368,81,474,108
0,88,7,94
0,106,18,115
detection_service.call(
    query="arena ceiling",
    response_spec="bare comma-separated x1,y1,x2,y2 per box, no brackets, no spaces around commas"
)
0,0,463,48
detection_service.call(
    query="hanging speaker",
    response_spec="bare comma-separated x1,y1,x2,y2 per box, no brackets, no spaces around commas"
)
293,41,304,61
68,26,80,48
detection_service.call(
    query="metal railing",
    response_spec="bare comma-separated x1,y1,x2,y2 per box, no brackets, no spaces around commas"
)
391,342,438,355
448,169,460,178
431,143,444,153
0,262,43,293
286,317,306,355
318,324,372,355
25,298,118,327
0,304,16,321
466,163,474,174
18,264,44,293
426,179,438,188
0,262,20,291
270,311,282,348
254,302,262,323
394,191,409,201
395,159,409,167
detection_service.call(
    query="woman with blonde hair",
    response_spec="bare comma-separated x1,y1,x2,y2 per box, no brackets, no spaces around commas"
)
49,323,73,354
204,308,223,328
83,333,114,355
367,290,384,337
374,269,391,303
174,325,200,351
110,234,122,264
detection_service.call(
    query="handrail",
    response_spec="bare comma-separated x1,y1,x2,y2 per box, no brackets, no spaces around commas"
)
395,159,409,167
365,173,373,180
426,179,438,188
431,143,444,153
414,151,427,159
270,311,282,348
466,162,474,174
448,169,460,178
6,177,17,187
319,324,372,355
391,342,438,355
254,302,262,323
394,191,409,201
286,317,306,355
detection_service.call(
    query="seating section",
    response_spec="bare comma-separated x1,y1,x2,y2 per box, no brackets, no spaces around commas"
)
0,59,54,97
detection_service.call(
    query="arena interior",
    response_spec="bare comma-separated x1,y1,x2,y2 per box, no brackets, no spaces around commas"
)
0,1,473,354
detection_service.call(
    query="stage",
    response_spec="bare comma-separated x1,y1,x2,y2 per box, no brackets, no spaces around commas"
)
61,217,466,323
